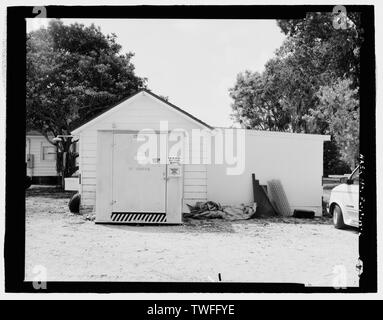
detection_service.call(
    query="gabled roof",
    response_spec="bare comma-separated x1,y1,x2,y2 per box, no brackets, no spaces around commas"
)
71,89,212,134
26,130,43,136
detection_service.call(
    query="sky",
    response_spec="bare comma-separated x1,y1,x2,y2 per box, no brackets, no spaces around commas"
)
27,18,286,127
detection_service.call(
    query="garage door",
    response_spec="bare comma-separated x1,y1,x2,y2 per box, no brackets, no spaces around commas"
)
112,133,167,213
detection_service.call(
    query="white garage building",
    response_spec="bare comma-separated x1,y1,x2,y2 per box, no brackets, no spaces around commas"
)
71,90,330,223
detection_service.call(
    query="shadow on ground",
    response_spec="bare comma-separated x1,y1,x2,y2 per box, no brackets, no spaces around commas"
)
100,218,238,234
26,186,77,199
97,215,338,235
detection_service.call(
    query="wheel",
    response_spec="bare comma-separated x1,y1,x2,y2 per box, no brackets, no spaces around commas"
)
333,204,345,229
68,193,81,213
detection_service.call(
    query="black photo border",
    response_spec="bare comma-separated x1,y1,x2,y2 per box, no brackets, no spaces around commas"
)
5,4,377,293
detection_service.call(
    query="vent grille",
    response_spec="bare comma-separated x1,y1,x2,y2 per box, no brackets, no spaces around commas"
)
111,212,167,223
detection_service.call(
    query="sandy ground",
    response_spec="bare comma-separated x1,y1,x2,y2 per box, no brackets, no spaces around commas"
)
25,187,359,287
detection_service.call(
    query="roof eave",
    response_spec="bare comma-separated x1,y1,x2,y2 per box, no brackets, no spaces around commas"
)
71,89,212,135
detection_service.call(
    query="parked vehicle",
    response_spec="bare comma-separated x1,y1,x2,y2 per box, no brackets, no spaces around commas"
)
328,166,359,229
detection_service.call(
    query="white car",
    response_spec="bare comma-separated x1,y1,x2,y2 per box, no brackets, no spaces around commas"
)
328,166,359,229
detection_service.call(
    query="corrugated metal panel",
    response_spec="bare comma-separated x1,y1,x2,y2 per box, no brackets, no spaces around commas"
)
267,180,292,217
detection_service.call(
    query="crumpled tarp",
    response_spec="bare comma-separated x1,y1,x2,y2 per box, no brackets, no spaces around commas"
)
185,201,257,220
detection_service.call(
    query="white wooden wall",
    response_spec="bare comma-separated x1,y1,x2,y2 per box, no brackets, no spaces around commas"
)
76,92,208,212
206,130,329,216
26,136,58,177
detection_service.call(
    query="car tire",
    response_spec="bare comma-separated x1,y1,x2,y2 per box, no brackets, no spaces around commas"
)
333,204,345,229
68,193,81,214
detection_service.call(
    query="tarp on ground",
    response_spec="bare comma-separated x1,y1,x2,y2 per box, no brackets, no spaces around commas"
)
185,201,257,220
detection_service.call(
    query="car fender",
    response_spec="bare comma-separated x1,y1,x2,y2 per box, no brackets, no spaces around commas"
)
329,196,347,217
329,195,355,226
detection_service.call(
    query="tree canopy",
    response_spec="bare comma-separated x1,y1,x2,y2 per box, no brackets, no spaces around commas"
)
230,12,361,171
27,19,146,180
27,19,146,144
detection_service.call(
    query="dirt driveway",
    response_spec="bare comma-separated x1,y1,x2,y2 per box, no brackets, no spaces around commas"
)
25,187,359,287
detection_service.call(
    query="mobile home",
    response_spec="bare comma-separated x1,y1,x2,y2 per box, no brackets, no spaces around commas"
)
26,131,59,185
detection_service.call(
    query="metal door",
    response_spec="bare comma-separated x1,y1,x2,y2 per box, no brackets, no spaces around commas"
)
111,133,167,213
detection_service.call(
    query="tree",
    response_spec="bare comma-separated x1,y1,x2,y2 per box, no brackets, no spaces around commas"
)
306,78,359,169
277,12,362,87
323,140,351,176
27,19,146,186
229,70,291,131
230,12,361,171
229,50,323,133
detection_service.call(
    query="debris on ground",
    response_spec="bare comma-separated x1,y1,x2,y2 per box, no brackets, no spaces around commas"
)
84,214,96,221
185,201,257,220
293,210,315,219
